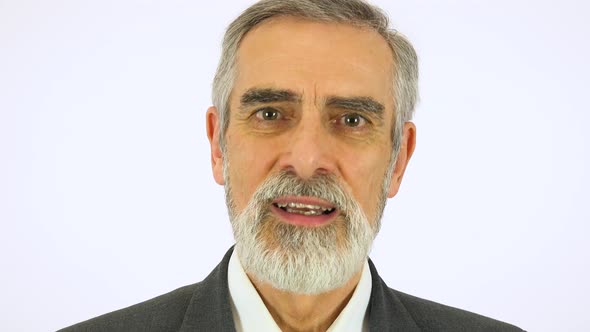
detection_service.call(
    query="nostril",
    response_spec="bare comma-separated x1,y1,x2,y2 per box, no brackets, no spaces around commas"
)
314,168,331,176
276,136,337,180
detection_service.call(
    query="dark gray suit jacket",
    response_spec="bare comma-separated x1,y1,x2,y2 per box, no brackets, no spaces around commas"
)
60,247,524,331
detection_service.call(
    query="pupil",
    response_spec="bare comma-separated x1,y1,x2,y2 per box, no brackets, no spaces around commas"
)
264,110,277,120
346,115,360,126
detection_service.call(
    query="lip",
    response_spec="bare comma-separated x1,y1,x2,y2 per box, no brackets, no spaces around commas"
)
271,195,339,227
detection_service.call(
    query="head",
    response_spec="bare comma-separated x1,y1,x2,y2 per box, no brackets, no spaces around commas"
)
206,0,418,294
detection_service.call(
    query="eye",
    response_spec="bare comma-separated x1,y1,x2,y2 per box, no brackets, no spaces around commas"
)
255,107,281,121
340,113,367,127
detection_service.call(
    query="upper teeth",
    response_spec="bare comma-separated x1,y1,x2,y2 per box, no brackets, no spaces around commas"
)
276,202,333,212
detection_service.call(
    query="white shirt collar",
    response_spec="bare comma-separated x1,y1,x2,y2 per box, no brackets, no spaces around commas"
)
228,250,371,332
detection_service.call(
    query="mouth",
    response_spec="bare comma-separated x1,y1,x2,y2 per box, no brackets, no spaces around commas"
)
270,196,338,227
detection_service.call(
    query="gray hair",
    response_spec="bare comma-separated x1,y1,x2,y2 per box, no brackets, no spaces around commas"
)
212,0,419,157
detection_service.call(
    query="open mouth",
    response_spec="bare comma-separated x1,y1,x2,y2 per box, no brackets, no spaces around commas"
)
270,196,338,226
272,202,336,216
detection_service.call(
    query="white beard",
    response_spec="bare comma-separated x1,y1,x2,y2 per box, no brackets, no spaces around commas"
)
225,170,380,295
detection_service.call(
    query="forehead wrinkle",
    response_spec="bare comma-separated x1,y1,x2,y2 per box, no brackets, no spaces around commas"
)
298,85,328,116
313,82,320,110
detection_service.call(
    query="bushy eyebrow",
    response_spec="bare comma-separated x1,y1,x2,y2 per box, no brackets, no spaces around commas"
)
239,88,385,120
326,96,385,120
240,88,301,106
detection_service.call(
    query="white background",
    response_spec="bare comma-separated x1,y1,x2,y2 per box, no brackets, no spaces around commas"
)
1,0,589,331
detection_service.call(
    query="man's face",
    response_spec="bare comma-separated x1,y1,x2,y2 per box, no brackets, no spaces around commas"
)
223,17,397,222
207,17,415,292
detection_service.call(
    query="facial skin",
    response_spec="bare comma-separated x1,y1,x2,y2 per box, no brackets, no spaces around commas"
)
207,16,416,332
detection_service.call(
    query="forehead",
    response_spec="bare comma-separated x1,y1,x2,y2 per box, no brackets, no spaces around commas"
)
233,17,395,105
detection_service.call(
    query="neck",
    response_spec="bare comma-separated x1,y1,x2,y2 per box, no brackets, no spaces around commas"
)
246,269,363,332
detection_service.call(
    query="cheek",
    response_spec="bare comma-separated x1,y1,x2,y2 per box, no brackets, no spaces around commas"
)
226,135,277,209
342,149,391,217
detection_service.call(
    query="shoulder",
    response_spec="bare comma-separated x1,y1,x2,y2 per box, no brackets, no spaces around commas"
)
367,258,524,331
59,248,235,332
389,288,524,331
59,282,202,332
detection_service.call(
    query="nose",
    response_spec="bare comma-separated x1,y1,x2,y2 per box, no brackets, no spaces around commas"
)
277,115,338,180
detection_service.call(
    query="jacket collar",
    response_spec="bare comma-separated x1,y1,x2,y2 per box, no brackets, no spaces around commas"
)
367,259,421,331
180,246,419,331
179,247,236,332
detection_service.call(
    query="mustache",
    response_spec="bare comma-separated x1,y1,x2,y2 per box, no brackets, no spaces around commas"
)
250,171,350,212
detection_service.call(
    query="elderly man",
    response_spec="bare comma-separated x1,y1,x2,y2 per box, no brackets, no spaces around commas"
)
62,0,523,331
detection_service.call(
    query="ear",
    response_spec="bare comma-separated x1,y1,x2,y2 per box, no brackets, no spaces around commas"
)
387,122,416,198
206,106,225,185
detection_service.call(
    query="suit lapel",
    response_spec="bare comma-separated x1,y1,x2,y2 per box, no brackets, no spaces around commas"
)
367,259,421,331
178,248,419,332
179,247,236,332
